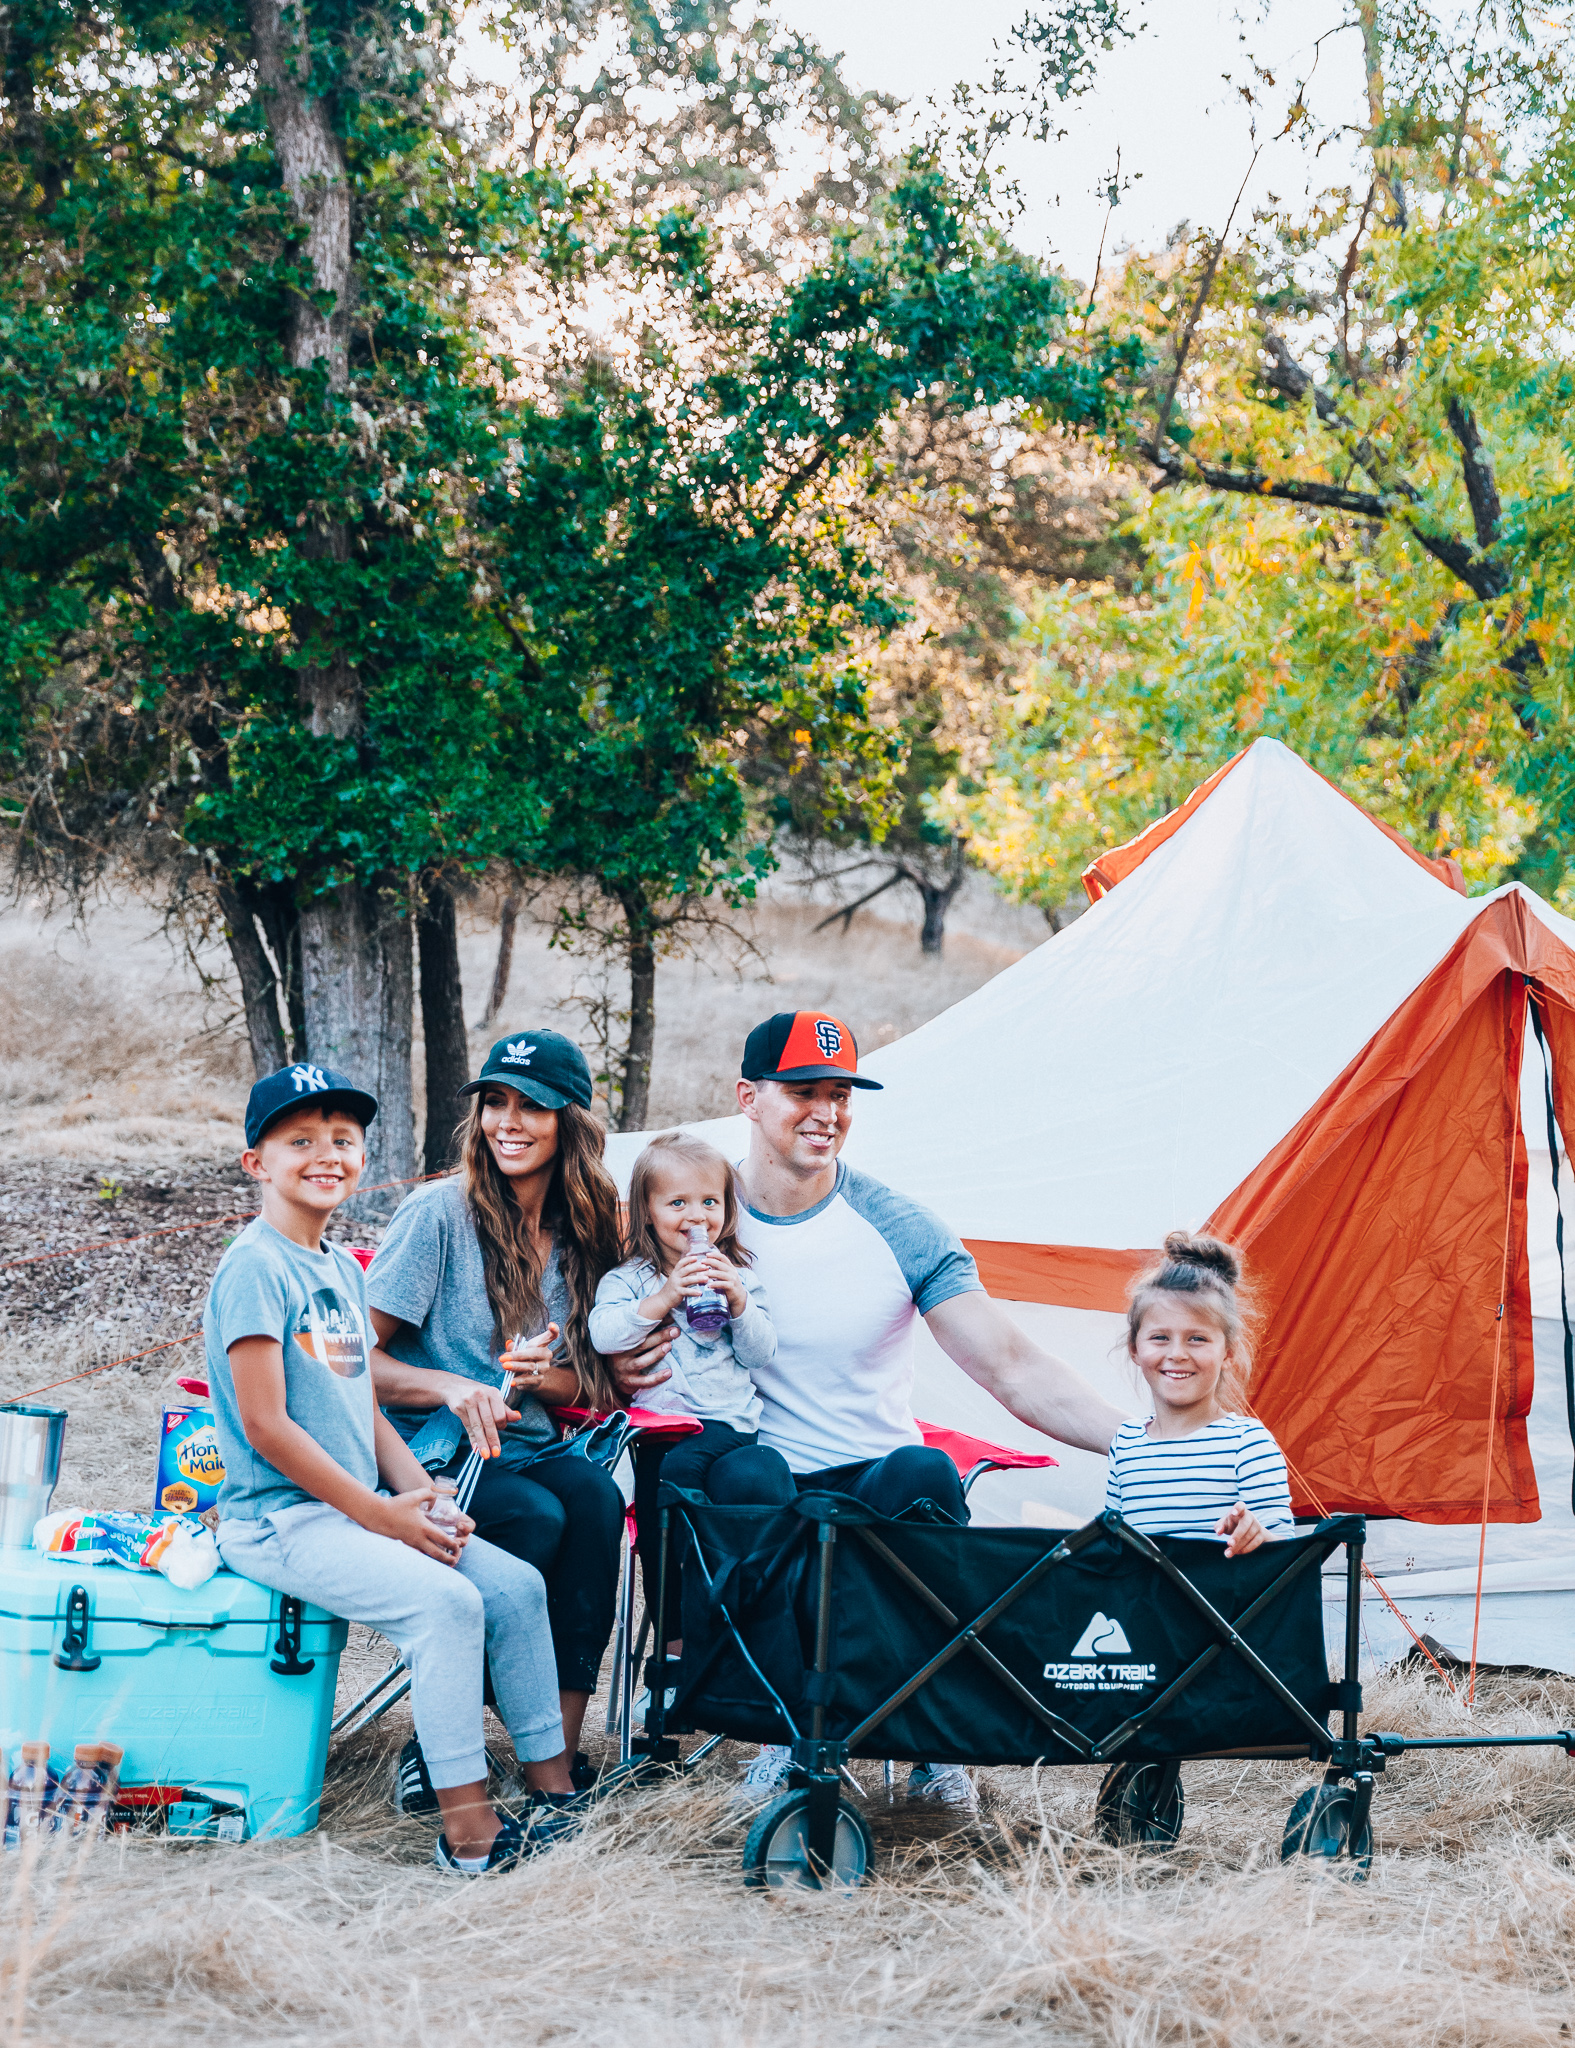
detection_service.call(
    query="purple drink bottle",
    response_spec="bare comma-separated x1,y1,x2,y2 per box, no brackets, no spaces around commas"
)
682,1224,729,1334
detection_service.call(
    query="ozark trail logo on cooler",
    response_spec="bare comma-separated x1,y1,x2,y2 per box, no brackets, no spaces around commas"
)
813,1019,844,1059
1043,1610,1157,1694
503,1040,537,1067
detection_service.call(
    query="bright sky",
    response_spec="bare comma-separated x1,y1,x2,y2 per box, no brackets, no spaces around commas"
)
773,0,1369,281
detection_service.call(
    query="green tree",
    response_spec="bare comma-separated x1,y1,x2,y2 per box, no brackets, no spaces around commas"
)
2,0,1141,1148
943,2,1575,912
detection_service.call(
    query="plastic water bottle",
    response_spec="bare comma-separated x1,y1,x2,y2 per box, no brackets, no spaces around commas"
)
55,1744,120,1839
6,1744,57,1849
682,1224,729,1335
425,1478,463,1530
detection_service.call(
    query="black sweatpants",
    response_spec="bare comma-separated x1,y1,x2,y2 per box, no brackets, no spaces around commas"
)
706,1440,969,1524
438,1444,624,1695
632,1419,764,1613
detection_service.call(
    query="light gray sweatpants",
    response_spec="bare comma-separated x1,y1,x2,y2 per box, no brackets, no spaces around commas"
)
218,1501,563,1788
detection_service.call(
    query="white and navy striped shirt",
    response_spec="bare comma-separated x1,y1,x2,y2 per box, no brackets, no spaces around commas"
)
1104,1415,1294,1541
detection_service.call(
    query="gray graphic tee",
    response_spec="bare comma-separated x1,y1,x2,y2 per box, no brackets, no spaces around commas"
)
203,1217,378,1520
368,1176,564,1465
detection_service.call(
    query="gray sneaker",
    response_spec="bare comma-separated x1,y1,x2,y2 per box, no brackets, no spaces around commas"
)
907,1762,978,1809
729,1742,794,1809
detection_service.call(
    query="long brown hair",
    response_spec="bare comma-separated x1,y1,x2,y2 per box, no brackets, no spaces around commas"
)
458,1096,622,1408
1126,1230,1256,1412
624,1130,752,1274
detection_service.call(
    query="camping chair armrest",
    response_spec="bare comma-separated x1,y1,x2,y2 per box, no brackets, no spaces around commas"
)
916,1420,1059,1497
548,1403,703,1441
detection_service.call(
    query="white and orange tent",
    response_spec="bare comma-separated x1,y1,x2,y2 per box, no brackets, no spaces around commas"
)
609,737,1575,1667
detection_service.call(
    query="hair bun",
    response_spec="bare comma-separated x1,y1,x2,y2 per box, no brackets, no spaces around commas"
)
1162,1231,1241,1287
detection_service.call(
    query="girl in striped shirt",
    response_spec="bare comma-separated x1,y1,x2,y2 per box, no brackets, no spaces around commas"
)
1104,1232,1293,1556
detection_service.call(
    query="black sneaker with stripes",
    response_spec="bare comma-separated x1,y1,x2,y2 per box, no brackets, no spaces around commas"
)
393,1735,439,1816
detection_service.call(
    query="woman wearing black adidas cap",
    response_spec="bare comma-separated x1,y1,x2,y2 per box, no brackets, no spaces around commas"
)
365,1029,625,1809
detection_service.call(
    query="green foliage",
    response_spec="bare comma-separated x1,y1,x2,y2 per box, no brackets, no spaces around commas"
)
944,2,1575,913
0,2,1137,935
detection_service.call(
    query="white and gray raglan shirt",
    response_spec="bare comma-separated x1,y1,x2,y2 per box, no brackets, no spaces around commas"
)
735,1160,983,1474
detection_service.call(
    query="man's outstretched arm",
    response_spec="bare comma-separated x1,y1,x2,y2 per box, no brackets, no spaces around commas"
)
924,1292,1130,1456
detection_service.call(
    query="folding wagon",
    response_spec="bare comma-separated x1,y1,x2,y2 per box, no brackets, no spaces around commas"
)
634,1490,1575,1890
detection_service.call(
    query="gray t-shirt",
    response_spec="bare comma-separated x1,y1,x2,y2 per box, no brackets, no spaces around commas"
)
367,1176,567,1463
203,1217,378,1521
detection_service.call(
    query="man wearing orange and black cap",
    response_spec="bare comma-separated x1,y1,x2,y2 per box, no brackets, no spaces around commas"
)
612,1007,1127,1806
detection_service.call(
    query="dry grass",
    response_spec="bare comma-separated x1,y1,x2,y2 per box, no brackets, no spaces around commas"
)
6,1688,1575,2048
0,916,246,1166
5,894,1575,2045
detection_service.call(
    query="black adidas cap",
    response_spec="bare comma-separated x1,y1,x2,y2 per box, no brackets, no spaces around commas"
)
741,1011,882,1090
458,1029,594,1111
245,1063,379,1150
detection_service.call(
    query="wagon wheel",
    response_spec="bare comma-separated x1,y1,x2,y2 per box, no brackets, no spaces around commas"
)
742,1789,874,1891
1281,1784,1373,1878
1094,1762,1184,1848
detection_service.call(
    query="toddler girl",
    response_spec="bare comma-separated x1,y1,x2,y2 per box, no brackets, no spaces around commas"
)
1104,1231,1293,1555
590,1131,776,1602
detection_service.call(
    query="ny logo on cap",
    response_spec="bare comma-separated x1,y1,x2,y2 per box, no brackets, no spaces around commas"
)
291,1065,329,1094
503,1040,537,1066
814,1019,844,1059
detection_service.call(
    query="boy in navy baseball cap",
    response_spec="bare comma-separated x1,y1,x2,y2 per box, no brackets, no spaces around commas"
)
244,1061,380,1150
208,1060,575,1873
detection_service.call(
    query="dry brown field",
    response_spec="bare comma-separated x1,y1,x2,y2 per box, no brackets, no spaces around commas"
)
3,888,1575,2047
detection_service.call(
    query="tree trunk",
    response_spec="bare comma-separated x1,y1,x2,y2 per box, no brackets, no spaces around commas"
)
480,887,521,1029
252,880,306,1059
299,880,416,1216
1356,1,1407,225
218,883,288,1078
618,898,657,1133
417,873,471,1175
246,0,353,390
909,838,966,956
252,0,413,1216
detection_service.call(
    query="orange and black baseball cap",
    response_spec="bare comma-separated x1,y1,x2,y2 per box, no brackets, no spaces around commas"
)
741,1011,883,1090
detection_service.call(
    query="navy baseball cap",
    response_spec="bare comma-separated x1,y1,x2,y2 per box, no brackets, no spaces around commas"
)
459,1029,594,1111
245,1063,380,1150
741,1011,882,1090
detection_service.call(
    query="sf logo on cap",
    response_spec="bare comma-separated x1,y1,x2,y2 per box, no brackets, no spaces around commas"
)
814,1019,844,1059
504,1040,537,1066
290,1064,329,1094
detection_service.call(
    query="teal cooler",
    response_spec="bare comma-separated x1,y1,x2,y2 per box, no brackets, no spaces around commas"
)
0,1552,346,1836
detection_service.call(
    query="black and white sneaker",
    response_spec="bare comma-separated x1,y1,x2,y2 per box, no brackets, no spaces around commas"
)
433,1816,529,1876
433,1799,583,1875
394,1736,439,1816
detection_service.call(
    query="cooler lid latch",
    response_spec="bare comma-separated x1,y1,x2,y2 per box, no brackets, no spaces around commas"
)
54,1583,102,1672
270,1593,315,1676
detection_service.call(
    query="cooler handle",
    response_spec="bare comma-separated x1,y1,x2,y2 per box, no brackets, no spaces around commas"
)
270,1593,315,1676
54,1584,102,1672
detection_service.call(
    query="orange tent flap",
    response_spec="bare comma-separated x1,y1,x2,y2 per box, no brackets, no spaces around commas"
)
1081,747,1466,905
1233,969,1535,1522
963,1241,1155,1311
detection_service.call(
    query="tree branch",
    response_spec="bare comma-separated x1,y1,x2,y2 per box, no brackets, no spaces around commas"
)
1445,396,1501,549
1145,143,1261,461
1153,442,1389,516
